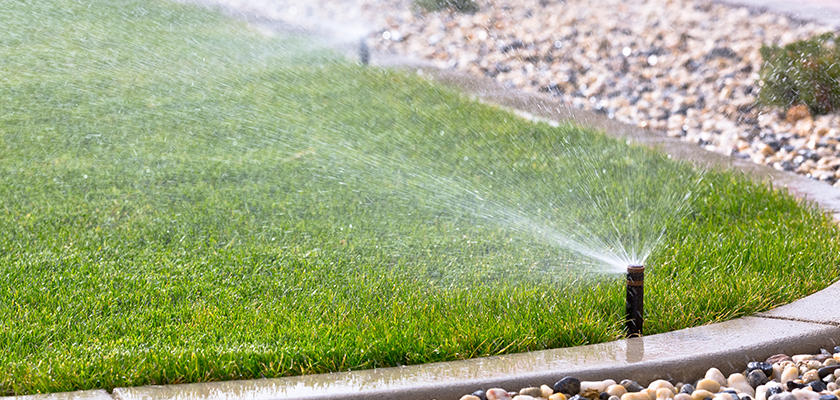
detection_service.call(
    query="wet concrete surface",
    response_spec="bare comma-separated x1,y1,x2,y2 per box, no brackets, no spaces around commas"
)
0,390,112,400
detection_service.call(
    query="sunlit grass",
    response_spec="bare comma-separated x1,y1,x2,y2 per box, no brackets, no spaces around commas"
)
1,0,840,395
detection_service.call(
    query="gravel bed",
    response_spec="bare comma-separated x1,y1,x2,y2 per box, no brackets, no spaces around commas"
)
196,0,840,186
457,348,840,400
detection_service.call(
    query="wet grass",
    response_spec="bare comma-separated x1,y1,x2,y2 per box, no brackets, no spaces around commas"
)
2,0,840,395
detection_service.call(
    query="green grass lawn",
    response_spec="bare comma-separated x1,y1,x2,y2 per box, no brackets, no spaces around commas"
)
2,0,840,395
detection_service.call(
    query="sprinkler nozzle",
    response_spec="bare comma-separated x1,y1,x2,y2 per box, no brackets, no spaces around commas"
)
625,265,644,338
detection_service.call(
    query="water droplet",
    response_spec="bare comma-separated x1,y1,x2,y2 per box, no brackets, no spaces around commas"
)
554,40,563,49
622,47,632,57
83,175,88,179
647,55,658,66
382,31,391,40
439,131,445,136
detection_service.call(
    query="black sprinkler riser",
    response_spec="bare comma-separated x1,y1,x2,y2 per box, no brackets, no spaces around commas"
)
626,265,644,338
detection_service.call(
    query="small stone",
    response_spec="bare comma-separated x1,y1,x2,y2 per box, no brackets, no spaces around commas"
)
582,381,612,393
681,384,695,395
692,389,716,400
787,382,806,391
462,396,481,400
768,355,793,365
730,373,757,397
819,395,839,400
697,379,721,393
749,362,775,378
765,386,786,400
608,385,629,397
786,105,812,124
657,388,674,400
808,381,828,392
556,377,582,396
749,370,770,388
622,392,652,400
520,387,544,397
582,389,603,400
473,390,488,400
820,366,840,379
513,396,536,400
782,366,801,384
707,368,728,387
623,380,646,393
805,370,821,383
792,389,821,400
795,355,817,363
550,395,568,400
542,385,555,397
649,380,677,395
676,394,693,400
768,394,797,400
488,388,513,400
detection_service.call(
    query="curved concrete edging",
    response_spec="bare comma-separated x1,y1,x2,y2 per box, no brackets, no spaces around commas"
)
7,1,840,400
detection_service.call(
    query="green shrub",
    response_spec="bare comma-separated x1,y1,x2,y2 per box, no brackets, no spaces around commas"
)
414,0,479,13
758,33,840,115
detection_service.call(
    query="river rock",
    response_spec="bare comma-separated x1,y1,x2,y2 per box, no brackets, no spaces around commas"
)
649,380,677,395
770,393,798,400
819,395,839,400
792,389,821,400
623,380,646,393
608,384,629,397
692,389,716,400
782,367,800,384
488,388,513,400
551,395,568,400
820,367,840,380
676,394,694,400
520,387,544,397
750,370,770,388
681,384,696,395
462,396,481,400
622,392,652,400
697,379,721,393
768,355,793,365
808,381,828,392
729,373,756,397
707,368,728,387
473,390,488,400
749,362,775,378
656,388,675,400
513,395,536,400
556,377,582,396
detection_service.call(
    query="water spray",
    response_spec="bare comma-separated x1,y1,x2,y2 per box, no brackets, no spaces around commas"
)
625,265,644,337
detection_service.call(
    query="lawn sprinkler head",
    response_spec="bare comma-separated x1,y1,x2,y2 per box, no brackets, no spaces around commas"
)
625,265,644,338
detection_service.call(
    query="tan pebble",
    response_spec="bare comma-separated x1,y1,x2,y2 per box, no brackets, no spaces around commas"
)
512,396,536,400
828,383,838,391
608,384,628,397
520,387,543,397
461,396,482,400
782,366,800,384
827,359,840,367
582,381,609,393
696,379,721,393
786,104,812,123
714,394,734,400
542,384,555,397
675,394,693,400
656,388,674,400
649,380,676,395
773,364,785,381
803,369,820,383
644,388,658,400
550,394,568,400
728,373,755,397
833,389,840,398
623,392,652,400
794,355,816,363
488,388,513,400
792,389,820,400
691,389,715,400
